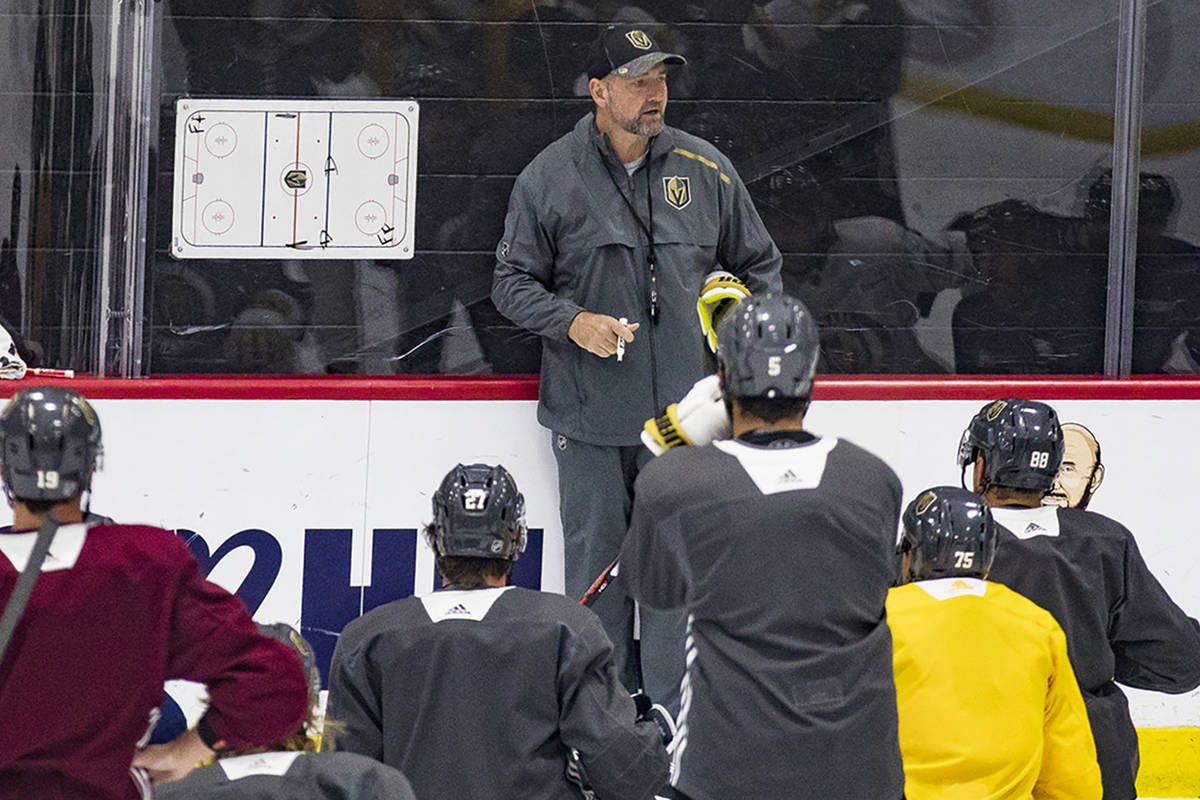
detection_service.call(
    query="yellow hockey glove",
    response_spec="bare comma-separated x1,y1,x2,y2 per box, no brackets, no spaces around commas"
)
697,270,751,353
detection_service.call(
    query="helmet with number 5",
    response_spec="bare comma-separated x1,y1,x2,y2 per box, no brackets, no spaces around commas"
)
716,292,819,400
0,386,103,502
431,463,527,561
957,398,1062,492
900,486,996,581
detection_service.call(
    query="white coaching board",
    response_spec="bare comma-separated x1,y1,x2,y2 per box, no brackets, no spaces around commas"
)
171,99,418,259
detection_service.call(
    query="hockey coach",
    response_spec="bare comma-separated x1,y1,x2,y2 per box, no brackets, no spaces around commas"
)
492,21,782,707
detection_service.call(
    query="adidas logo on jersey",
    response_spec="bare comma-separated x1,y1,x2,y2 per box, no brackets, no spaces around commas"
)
1023,522,1047,536
778,469,801,484
446,603,471,616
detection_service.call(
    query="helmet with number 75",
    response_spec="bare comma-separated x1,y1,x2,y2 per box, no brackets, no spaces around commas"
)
900,486,996,581
0,386,103,502
431,463,527,561
957,398,1062,492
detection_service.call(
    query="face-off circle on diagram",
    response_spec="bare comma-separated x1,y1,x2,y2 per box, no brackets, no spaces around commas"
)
202,200,235,235
358,124,389,159
279,162,313,196
355,201,387,236
204,123,238,159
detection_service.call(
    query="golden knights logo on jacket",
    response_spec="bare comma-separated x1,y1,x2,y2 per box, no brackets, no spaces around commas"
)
663,176,691,210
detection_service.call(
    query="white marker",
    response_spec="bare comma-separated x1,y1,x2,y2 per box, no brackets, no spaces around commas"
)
617,317,628,362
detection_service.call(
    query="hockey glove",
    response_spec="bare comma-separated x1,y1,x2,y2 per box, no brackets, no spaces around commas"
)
632,692,677,747
697,270,751,353
640,374,731,456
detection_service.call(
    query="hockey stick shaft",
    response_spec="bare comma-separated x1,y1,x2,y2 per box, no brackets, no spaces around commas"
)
579,554,620,608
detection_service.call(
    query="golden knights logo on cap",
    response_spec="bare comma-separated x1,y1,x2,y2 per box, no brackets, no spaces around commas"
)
625,30,653,50
914,490,937,515
663,176,691,210
985,399,1008,422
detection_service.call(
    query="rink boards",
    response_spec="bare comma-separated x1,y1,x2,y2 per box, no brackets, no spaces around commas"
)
13,376,1198,795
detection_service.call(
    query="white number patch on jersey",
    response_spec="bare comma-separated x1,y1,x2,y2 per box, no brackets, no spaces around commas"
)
714,437,838,496
220,751,303,781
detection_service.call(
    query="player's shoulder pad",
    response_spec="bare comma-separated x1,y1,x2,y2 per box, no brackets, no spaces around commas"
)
505,588,611,643
635,443,714,496
985,580,1064,632
95,523,194,563
827,436,902,484
337,595,422,648
1059,507,1134,541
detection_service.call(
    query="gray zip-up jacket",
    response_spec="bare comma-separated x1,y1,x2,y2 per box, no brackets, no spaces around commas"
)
493,113,782,445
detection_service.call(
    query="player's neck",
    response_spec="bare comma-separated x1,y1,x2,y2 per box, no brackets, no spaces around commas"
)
12,501,85,532
981,486,1043,509
730,408,806,438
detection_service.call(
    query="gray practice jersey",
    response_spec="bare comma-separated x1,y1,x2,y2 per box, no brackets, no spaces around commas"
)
988,505,1200,800
327,586,668,800
156,751,415,800
621,431,905,800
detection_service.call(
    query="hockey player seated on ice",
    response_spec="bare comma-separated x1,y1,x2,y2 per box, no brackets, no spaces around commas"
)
623,293,905,800
889,485,1101,799
958,398,1200,800
327,462,670,800
0,386,309,799
157,622,416,800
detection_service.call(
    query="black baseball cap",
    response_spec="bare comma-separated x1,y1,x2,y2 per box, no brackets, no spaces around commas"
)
586,24,686,81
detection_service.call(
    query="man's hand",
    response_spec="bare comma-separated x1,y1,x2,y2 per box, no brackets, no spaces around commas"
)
132,727,214,785
569,312,639,358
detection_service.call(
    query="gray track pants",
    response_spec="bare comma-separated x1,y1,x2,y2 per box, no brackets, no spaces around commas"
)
552,431,686,710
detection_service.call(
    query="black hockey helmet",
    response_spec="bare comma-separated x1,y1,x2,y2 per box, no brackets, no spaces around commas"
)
900,486,996,581
1085,169,1178,229
0,386,102,502
958,398,1062,492
716,293,819,399
431,463,527,561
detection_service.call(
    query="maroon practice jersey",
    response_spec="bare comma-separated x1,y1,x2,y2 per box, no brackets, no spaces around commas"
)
0,522,308,800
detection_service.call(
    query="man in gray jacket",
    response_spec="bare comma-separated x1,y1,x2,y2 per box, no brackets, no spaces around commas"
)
492,23,782,705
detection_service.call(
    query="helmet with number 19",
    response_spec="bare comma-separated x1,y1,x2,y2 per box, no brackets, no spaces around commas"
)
0,386,103,504
957,398,1063,492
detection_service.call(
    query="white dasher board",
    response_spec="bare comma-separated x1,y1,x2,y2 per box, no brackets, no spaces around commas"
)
171,99,418,259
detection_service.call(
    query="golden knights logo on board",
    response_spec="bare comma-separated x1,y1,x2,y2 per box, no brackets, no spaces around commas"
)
625,30,653,50
663,176,691,210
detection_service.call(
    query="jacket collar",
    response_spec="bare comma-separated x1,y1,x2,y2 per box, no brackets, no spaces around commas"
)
576,112,676,166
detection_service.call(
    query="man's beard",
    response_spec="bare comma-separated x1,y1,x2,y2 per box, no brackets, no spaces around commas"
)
615,107,665,138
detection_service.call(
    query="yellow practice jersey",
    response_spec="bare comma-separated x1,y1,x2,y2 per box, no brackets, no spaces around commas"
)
887,578,1102,800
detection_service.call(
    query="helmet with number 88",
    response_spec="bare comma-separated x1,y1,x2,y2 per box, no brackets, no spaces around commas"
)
957,398,1063,492
0,386,103,503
